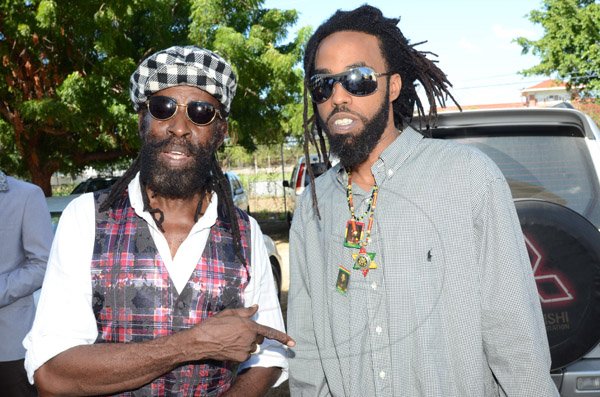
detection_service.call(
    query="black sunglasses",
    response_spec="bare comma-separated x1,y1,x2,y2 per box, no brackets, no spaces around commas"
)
308,66,392,103
147,96,223,126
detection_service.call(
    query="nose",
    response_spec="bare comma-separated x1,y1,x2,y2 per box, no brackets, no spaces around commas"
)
329,81,351,106
167,104,192,138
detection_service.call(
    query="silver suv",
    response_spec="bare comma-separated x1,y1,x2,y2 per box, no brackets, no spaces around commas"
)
429,107,600,396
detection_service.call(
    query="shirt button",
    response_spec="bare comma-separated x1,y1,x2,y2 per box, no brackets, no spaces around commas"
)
379,371,386,379
376,326,382,334
371,282,377,290
387,169,394,177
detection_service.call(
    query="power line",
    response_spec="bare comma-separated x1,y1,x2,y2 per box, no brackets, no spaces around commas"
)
451,72,600,91
453,79,544,90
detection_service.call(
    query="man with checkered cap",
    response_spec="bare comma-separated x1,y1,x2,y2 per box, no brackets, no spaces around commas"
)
24,45,294,396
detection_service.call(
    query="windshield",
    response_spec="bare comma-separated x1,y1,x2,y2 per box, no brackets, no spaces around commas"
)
449,135,600,228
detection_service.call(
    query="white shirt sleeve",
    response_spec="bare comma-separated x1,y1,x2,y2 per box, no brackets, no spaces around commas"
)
23,193,98,384
239,217,289,386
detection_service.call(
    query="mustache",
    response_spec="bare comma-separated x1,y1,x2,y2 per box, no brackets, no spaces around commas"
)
145,135,202,156
326,106,362,124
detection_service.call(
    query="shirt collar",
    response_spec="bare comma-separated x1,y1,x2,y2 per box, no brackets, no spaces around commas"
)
334,125,425,185
0,170,8,192
375,126,423,174
127,172,218,232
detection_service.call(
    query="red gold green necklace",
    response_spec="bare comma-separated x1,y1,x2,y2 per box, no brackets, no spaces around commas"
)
344,170,378,277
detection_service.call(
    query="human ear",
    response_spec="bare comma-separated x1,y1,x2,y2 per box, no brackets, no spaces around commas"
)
389,73,402,102
138,110,151,139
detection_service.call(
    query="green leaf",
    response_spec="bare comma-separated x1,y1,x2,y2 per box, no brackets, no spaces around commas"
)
516,0,600,97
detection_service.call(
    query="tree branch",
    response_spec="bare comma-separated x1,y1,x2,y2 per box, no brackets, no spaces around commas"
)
73,149,136,165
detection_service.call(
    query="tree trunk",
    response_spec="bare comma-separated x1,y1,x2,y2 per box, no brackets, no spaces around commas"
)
29,167,54,197
17,122,57,196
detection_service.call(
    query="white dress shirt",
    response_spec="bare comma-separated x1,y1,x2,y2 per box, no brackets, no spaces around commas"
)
24,174,288,386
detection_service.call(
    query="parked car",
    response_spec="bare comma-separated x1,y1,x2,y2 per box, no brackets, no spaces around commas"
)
46,177,119,225
225,171,250,214
283,154,331,225
428,107,600,396
46,174,282,299
222,172,282,298
71,176,119,194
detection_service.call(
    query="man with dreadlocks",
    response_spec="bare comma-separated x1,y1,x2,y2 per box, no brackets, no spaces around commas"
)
287,5,557,396
23,45,294,396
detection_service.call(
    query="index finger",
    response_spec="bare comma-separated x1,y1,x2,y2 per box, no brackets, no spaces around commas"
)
254,324,296,347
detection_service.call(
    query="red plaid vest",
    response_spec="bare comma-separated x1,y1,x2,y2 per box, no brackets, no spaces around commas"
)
90,190,251,396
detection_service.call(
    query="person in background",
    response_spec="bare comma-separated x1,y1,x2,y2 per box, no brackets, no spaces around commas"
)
24,45,293,397
0,169,53,397
287,5,558,396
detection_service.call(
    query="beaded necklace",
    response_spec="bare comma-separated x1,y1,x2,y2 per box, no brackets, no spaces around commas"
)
346,173,378,222
343,170,379,277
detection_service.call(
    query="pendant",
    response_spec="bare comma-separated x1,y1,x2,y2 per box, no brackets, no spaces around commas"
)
344,220,364,248
352,247,377,277
336,266,351,295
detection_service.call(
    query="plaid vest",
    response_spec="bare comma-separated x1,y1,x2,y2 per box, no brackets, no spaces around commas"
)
90,190,251,396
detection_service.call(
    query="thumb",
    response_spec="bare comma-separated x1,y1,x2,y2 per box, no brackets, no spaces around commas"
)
241,304,259,318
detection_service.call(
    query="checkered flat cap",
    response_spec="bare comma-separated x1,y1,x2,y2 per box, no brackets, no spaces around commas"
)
130,45,237,114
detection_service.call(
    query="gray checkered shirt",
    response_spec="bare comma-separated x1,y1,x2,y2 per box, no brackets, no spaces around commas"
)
288,127,558,396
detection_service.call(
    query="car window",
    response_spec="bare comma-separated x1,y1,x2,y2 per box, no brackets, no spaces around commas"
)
232,178,242,192
447,134,600,228
303,162,328,186
225,174,245,196
71,178,117,194
289,166,298,186
70,181,89,194
90,179,113,191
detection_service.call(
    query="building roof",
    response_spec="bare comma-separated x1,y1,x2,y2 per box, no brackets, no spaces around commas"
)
527,79,567,89
521,79,567,94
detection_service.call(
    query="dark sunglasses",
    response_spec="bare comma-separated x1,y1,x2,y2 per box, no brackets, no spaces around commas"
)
308,66,392,103
147,96,223,126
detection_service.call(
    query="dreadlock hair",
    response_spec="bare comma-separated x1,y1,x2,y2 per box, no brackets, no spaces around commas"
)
301,5,461,218
98,108,247,267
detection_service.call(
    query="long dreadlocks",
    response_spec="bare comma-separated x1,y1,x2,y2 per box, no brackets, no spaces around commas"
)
98,109,247,267
302,5,461,217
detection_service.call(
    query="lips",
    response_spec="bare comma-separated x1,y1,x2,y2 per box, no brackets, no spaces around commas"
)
328,112,359,132
162,143,192,162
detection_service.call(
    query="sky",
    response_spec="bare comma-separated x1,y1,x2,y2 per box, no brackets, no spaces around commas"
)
263,0,547,106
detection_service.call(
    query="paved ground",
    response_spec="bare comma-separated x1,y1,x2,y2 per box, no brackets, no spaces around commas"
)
256,219,292,397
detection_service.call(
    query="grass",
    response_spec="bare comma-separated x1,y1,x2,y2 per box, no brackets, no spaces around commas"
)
249,197,289,222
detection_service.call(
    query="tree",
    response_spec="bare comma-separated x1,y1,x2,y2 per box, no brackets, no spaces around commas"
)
516,0,600,97
0,0,308,195
189,0,311,149
0,0,191,194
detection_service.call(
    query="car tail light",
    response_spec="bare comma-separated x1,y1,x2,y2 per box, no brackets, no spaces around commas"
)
295,162,305,194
